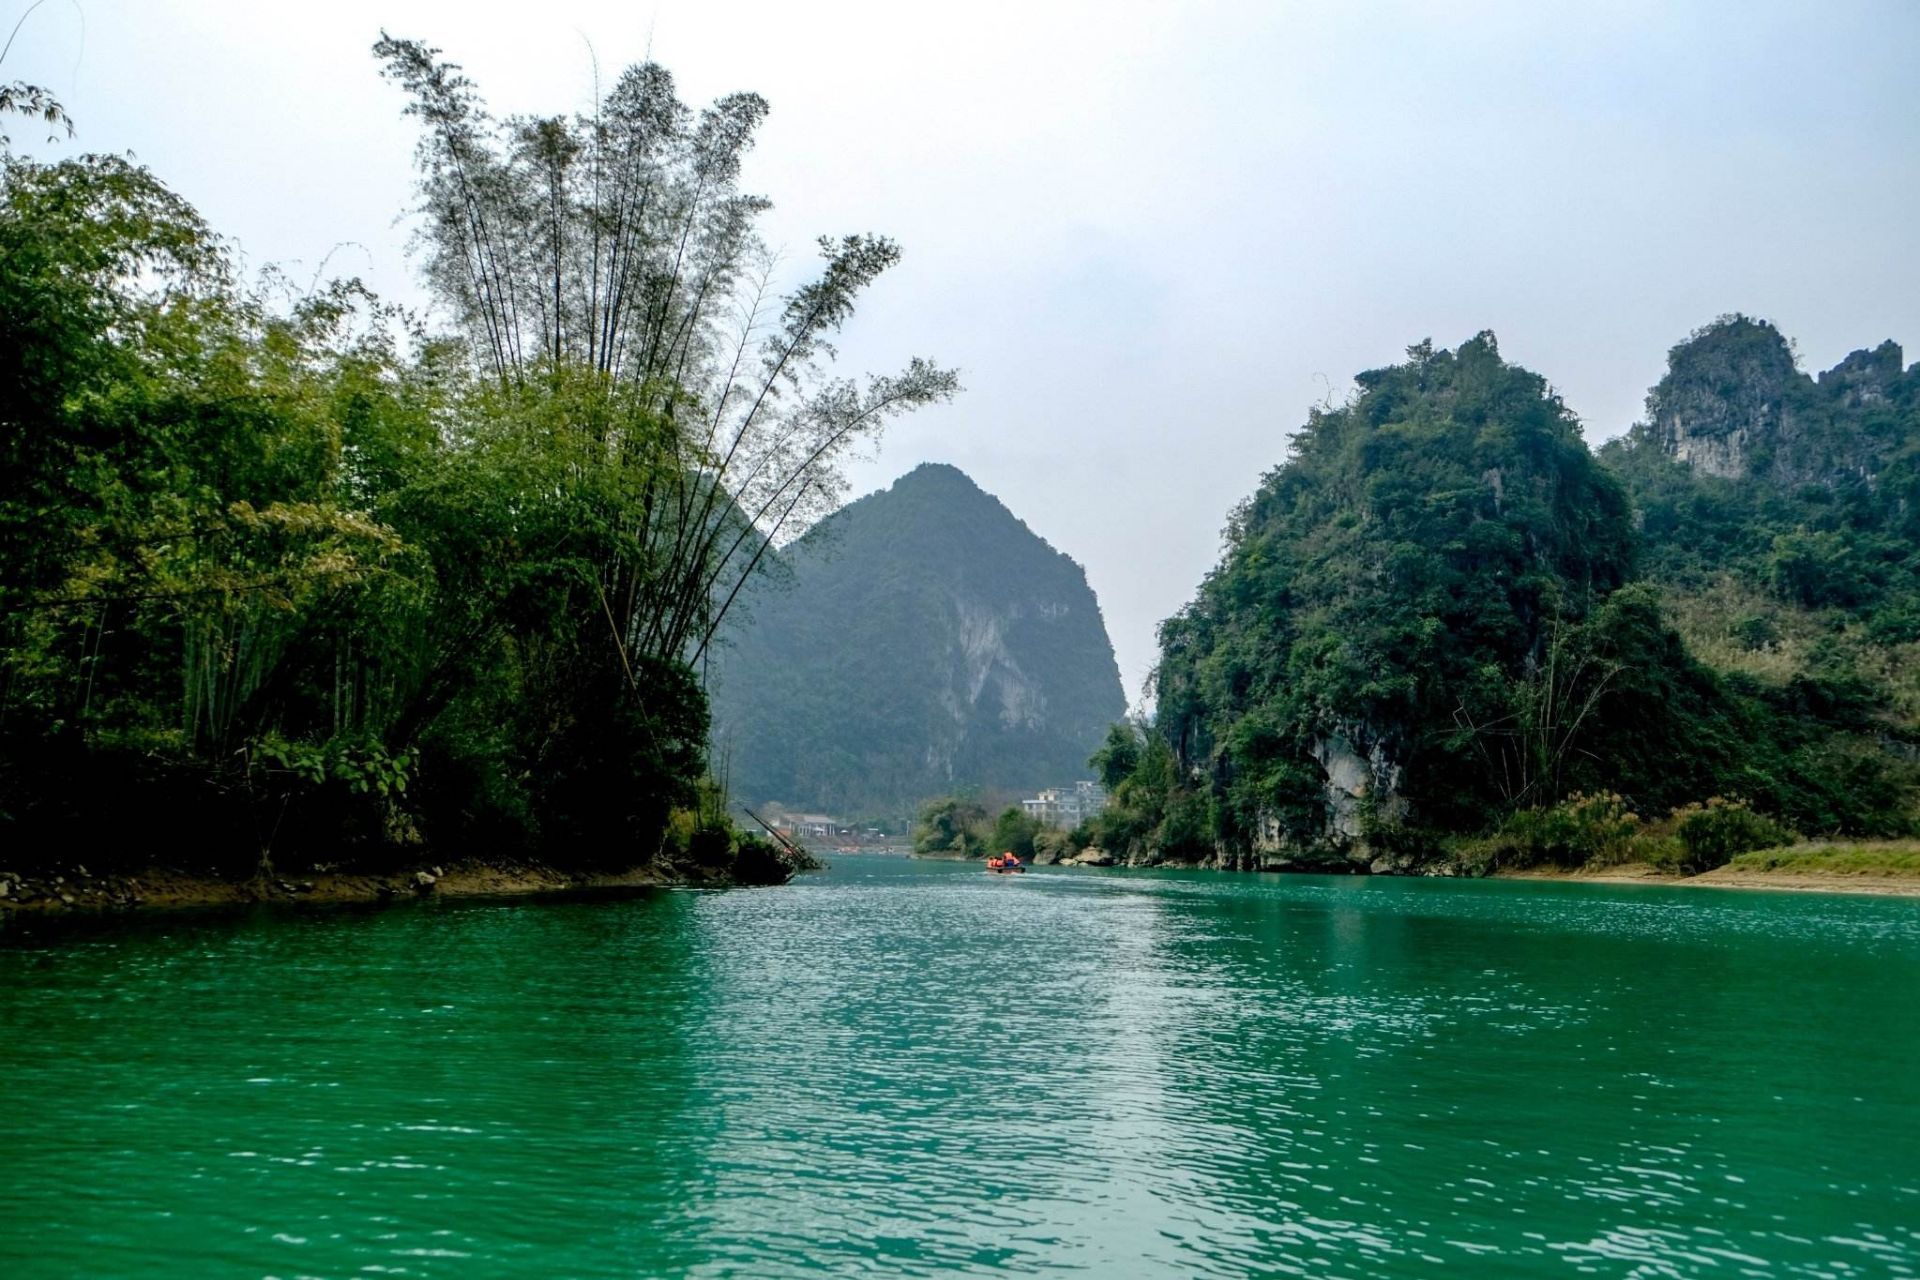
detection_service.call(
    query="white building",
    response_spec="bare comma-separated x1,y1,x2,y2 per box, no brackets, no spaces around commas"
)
1021,780,1108,829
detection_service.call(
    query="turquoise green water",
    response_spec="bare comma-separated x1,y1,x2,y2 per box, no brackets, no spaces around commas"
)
2,857,1917,1278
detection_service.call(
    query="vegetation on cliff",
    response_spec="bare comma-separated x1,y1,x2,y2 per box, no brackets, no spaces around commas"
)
1600,316,1920,742
1099,330,1917,872
709,464,1126,821
0,39,950,882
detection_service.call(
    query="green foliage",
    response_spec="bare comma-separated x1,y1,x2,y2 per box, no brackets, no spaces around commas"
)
990,806,1043,859
0,36,942,878
1600,316,1920,748
1152,332,1643,853
659,778,805,884
1489,793,1643,869
710,464,1125,818
1671,798,1797,874
0,79,72,149
1727,841,1920,876
257,734,419,798
1440,793,1799,878
1090,722,1142,790
1133,324,1917,868
913,795,991,857
371,33,955,670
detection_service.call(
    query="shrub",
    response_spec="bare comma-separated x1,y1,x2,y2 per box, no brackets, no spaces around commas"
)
1671,797,1796,873
728,832,796,885
1032,829,1074,863
990,805,1043,859
1492,792,1642,868
1442,835,1503,878
1157,790,1216,861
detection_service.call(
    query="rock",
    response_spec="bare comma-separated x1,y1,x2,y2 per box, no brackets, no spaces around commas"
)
75,865,89,878
431,866,444,878
1311,730,1406,842
1074,847,1115,867
1651,320,1905,490
412,870,438,892
57,891,75,905
0,881,9,898
1030,847,1061,866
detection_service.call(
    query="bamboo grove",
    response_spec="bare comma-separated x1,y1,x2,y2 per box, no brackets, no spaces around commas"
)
0,38,954,875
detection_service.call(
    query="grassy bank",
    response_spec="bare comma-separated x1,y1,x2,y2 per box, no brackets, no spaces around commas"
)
1494,840,1920,897
1722,841,1920,877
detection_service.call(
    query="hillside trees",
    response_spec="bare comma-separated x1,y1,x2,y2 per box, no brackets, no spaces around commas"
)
1153,333,1643,850
1114,331,1916,870
372,34,956,668
0,154,440,865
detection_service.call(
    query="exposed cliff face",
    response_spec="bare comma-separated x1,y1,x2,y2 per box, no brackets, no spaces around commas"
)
1647,317,1913,490
1310,730,1406,841
708,464,1126,819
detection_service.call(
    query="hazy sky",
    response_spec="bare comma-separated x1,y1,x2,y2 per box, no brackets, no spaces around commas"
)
10,0,1919,705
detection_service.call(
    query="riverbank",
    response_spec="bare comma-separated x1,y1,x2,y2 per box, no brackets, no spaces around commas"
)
1493,842,1920,898
0,857,760,920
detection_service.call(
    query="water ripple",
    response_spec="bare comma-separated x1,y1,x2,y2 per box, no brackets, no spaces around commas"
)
2,856,1917,1277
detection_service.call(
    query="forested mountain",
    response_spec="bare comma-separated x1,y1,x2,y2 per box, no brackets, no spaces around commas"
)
708,464,1126,820
1600,317,1919,740
1095,327,1916,873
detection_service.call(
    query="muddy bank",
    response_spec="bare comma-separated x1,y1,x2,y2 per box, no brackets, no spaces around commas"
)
0,857,756,921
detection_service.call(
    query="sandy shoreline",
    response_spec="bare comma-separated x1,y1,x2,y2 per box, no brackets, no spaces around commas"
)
1493,863,1920,898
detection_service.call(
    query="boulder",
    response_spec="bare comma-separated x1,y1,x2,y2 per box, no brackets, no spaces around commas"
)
412,870,438,892
1073,847,1115,867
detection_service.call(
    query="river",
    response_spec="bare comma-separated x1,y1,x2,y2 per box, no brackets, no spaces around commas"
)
2,854,1916,1277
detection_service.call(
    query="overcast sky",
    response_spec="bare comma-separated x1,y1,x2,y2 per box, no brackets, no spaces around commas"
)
10,0,1919,706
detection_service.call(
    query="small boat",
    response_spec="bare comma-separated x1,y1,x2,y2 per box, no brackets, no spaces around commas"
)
986,852,1026,874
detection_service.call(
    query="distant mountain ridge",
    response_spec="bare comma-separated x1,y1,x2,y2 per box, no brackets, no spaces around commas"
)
708,464,1127,820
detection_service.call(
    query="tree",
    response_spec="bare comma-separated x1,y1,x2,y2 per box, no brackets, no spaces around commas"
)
1090,722,1142,790
1155,332,1638,847
989,805,1042,859
0,36,954,878
1,0,75,150
913,795,988,857
373,34,957,669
